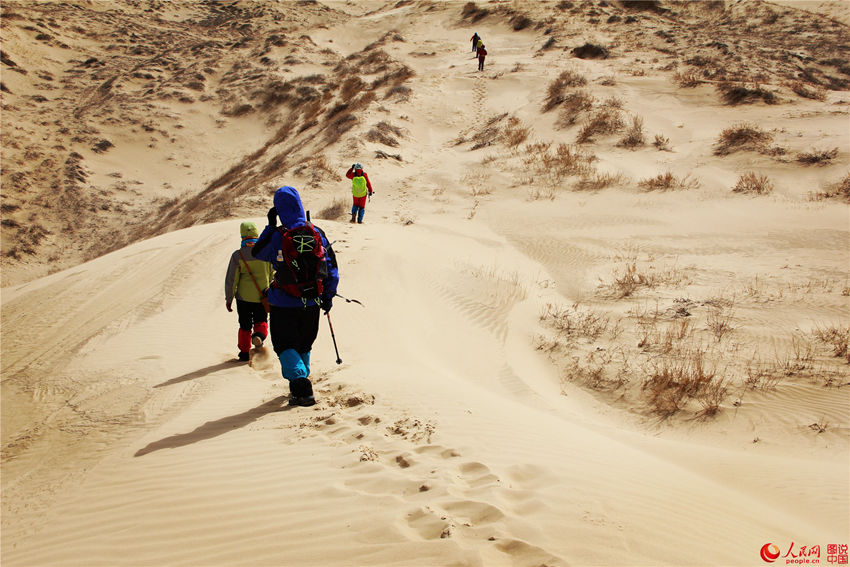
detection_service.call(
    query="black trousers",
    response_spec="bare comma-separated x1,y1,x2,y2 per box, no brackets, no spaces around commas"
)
236,299,267,331
269,305,320,355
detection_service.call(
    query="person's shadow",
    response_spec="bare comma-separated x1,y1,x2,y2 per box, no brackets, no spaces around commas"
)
134,395,290,457
153,361,236,388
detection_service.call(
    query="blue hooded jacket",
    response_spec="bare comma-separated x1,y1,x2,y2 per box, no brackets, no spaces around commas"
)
252,186,339,308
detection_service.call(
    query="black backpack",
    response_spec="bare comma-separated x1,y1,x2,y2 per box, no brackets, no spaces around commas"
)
271,220,328,300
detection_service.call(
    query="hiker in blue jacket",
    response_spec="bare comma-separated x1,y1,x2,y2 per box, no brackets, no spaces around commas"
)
251,186,339,406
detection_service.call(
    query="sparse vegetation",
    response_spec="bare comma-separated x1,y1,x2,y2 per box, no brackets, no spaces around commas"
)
502,116,531,149
571,43,609,59
576,108,624,143
713,123,773,156
521,142,595,187
638,172,699,191
732,172,774,195
789,81,827,101
796,147,838,165
810,173,850,202
617,115,645,148
716,82,778,105
653,134,671,151
317,197,348,220
555,90,594,128
543,69,588,112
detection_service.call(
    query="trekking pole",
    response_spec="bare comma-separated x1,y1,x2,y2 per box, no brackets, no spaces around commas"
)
326,312,342,364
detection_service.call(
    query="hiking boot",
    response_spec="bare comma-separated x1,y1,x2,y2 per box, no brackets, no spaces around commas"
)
237,351,250,362
288,395,316,407
251,333,264,348
350,213,356,223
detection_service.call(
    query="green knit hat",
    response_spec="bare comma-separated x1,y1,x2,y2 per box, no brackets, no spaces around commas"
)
240,221,259,238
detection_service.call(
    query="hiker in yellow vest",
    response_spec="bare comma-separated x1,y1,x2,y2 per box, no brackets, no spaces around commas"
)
345,162,374,224
224,221,274,361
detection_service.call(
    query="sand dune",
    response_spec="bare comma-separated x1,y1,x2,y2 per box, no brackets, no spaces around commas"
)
2,1,848,566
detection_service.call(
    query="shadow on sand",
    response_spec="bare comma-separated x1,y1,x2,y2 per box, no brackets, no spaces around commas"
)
134,395,290,457
154,360,240,388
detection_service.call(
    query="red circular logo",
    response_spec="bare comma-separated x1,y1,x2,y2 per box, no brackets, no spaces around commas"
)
761,543,780,563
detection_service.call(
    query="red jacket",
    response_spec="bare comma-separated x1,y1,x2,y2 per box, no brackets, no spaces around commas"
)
345,167,373,193
478,48,487,59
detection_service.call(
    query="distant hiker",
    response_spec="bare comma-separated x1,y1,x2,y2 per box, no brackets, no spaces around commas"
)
345,162,374,224
224,221,273,362
478,44,487,71
470,32,480,52
476,38,484,53
251,186,339,406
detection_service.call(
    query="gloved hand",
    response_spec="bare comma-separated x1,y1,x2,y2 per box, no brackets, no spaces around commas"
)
321,295,333,313
226,300,233,312
267,206,277,227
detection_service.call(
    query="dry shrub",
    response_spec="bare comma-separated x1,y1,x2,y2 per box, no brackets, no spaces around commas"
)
789,81,827,101
732,172,774,195
673,69,702,88
543,69,588,112
385,84,411,100
340,76,366,102
502,116,531,148
540,303,610,340
461,1,490,22
617,115,645,148
556,90,594,128
716,82,778,105
706,304,735,341
812,324,850,362
366,121,403,147
638,172,699,191
571,43,609,59
643,349,722,417
576,108,624,143
713,122,773,156
574,172,624,191
653,134,671,151
522,142,595,186
317,197,348,220
796,147,838,165
810,173,850,202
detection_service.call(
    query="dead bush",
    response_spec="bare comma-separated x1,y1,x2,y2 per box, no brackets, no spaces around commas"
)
365,121,403,147
543,69,588,112
638,172,699,191
461,2,490,22
810,173,850,202
317,197,349,221
796,147,838,165
713,122,773,156
571,43,609,59
789,81,827,101
812,324,850,363
576,108,624,143
653,134,671,151
732,172,774,195
522,142,594,187
556,90,594,128
617,115,645,148
716,82,778,105
502,116,531,148
673,69,702,88
573,172,624,191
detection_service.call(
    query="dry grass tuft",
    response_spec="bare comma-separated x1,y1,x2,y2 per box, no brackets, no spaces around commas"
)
653,134,671,151
672,69,702,88
810,173,850,202
638,172,699,191
522,142,595,187
788,81,827,101
576,108,624,143
571,43,609,59
502,116,531,148
555,90,595,128
716,82,778,105
796,147,838,165
713,122,773,156
365,121,404,147
732,172,774,195
317,197,348,221
543,69,588,112
573,172,625,191
617,115,645,148
812,324,850,363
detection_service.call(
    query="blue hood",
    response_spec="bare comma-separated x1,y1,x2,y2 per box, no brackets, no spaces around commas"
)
274,186,306,228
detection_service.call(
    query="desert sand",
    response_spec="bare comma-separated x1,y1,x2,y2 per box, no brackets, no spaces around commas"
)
2,1,848,566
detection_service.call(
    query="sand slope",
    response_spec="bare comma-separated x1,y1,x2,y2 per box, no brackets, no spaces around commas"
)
2,1,848,566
